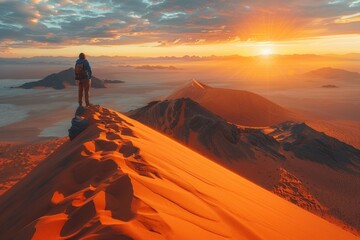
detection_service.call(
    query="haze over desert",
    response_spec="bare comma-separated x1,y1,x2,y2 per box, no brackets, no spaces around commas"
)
1,0,360,239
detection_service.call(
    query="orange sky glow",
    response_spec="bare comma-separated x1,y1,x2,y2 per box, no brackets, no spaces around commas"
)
6,34,360,58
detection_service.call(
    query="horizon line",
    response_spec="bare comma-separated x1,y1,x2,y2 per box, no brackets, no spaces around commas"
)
2,52,360,59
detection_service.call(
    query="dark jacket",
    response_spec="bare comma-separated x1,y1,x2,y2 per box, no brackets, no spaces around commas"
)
75,59,92,80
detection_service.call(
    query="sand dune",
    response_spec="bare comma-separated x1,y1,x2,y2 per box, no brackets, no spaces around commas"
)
0,105,358,239
129,98,360,233
167,80,297,127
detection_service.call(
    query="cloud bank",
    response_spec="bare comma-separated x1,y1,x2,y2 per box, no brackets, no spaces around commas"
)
0,0,360,50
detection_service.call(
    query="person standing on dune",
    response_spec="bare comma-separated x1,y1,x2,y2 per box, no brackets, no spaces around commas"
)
75,53,92,107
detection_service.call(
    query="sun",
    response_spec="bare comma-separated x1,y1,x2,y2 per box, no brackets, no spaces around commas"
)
260,48,274,56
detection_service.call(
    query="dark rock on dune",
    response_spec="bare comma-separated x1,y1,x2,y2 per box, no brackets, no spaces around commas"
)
17,68,106,89
68,106,89,140
128,98,283,162
268,121,360,171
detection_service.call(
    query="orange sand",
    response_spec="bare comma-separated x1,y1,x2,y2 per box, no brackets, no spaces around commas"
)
0,106,358,239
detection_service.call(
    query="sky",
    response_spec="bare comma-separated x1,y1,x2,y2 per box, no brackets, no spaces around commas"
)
1,0,360,57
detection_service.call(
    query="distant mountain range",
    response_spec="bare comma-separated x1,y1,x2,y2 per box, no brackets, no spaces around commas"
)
2,53,360,65
17,68,124,90
304,67,360,81
129,80,360,233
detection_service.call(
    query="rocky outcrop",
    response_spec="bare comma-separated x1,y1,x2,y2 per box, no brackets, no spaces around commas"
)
273,168,327,213
128,98,283,162
268,121,360,171
68,106,89,140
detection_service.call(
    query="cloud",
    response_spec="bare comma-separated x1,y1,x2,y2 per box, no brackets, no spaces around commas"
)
335,12,360,23
0,0,359,49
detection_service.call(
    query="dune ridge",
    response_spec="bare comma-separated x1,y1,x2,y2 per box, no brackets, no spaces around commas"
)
0,105,358,239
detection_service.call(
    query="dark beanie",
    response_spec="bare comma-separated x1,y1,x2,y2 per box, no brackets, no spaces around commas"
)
79,53,86,59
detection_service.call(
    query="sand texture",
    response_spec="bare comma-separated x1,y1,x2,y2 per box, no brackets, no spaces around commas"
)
0,105,358,239
129,98,360,234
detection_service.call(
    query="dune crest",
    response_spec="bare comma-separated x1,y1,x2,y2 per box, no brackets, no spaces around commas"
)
0,106,358,239
191,79,208,89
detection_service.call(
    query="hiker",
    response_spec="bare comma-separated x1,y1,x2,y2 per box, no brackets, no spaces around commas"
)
75,53,92,107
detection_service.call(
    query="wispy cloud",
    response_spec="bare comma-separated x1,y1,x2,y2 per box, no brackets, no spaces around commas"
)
335,12,360,23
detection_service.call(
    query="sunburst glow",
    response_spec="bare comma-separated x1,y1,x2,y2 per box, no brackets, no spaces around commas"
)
260,48,274,56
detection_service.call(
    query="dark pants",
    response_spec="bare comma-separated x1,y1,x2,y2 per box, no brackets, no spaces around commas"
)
78,79,91,106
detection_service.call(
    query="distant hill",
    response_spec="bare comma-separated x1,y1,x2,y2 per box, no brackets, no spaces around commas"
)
304,67,360,81
17,68,122,89
129,98,360,233
167,80,297,127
